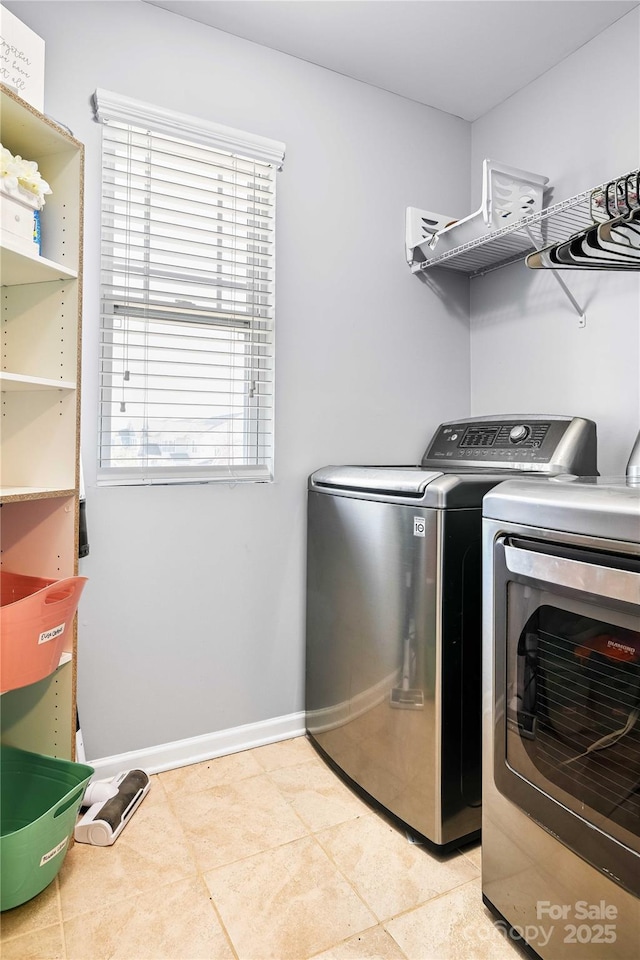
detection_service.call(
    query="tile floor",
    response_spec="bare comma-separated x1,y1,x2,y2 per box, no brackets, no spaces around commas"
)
1,737,527,960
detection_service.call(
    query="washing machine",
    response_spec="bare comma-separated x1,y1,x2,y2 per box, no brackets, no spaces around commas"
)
482,436,640,958
305,415,597,849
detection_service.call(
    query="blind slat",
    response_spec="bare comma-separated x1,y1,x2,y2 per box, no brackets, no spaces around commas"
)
101,216,273,244
101,231,271,260
100,293,272,319
101,258,272,291
102,164,275,206
102,183,274,221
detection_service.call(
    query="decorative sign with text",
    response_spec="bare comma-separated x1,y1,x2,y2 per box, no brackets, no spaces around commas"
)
0,5,45,110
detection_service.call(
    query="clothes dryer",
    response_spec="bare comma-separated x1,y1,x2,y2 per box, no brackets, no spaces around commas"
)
482,446,640,959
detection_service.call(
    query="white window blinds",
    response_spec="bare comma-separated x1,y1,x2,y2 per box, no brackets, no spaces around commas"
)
94,90,285,485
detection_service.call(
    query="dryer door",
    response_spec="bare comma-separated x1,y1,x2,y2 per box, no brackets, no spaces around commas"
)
492,534,640,896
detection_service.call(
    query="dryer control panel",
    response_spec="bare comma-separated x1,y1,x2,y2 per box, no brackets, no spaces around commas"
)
422,416,597,475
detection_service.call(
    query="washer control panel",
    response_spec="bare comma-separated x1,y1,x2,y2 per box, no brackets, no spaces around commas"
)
422,417,595,472
456,421,549,451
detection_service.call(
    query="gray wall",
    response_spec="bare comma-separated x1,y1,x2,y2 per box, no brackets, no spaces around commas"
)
469,9,640,475
7,2,471,758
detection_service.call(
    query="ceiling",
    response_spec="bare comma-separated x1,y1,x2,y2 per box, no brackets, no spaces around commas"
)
144,1,638,120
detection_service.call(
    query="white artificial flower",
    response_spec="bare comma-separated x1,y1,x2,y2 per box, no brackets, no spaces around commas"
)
0,143,53,208
1,145,21,191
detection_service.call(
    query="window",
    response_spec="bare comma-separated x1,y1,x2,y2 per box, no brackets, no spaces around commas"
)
94,90,285,484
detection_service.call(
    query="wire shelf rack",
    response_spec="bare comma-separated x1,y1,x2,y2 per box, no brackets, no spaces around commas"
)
412,188,597,278
414,169,640,277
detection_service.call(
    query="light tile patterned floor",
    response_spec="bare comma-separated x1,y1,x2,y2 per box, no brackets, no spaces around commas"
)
0,736,526,960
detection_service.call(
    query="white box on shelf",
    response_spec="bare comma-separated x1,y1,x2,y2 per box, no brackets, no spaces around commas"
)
0,182,38,254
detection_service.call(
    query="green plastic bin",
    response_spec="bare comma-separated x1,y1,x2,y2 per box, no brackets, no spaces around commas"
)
1,745,94,911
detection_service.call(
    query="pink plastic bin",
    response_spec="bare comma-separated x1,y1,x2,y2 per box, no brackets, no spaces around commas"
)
0,572,88,694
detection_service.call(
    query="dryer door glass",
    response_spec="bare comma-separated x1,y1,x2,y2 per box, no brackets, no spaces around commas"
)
510,604,640,847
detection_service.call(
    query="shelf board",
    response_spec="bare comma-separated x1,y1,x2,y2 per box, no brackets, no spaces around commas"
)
412,187,595,278
0,239,78,285
0,486,76,504
0,372,76,392
1,84,82,158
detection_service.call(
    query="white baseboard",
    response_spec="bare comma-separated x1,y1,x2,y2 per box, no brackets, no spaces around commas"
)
86,711,306,781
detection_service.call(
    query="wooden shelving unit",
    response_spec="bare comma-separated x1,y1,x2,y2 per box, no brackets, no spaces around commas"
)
0,84,84,759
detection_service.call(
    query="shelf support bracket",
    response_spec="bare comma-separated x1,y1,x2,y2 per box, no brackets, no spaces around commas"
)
548,269,587,328
524,227,586,327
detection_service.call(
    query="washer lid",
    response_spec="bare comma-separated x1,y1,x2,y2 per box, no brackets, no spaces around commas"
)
309,465,443,496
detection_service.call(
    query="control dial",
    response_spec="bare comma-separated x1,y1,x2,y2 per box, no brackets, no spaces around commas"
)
509,424,530,444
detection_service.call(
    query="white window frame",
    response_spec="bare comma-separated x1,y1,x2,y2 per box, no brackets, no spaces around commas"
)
93,89,285,486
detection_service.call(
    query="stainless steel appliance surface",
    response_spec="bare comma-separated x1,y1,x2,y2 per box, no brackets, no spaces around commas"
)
482,466,640,958
305,415,597,849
